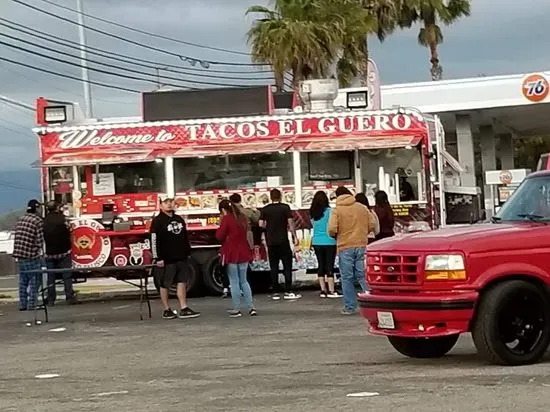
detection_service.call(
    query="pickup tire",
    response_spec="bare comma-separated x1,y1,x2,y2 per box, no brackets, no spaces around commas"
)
387,335,459,358
152,258,201,296
472,280,550,366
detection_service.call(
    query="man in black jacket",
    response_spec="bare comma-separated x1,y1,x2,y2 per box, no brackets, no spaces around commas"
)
43,201,78,305
151,195,200,319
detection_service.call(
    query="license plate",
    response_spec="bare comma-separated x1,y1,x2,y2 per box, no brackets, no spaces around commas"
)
377,311,395,329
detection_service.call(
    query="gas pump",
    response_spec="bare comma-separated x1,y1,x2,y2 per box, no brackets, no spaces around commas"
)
484,169,530,215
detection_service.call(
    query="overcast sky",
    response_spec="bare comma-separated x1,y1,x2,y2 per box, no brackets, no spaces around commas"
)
1,0,549,172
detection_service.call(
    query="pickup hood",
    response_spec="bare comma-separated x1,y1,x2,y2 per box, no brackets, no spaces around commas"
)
368,222,546,253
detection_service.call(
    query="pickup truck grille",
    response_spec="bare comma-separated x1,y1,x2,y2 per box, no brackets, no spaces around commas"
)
367,253,422,285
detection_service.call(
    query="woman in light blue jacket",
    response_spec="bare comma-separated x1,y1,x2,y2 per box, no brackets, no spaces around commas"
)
309,191,340,298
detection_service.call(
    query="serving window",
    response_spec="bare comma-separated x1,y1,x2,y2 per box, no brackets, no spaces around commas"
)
95,161,165,195
174,152,294,191
299,151,355,206
359,146,424,203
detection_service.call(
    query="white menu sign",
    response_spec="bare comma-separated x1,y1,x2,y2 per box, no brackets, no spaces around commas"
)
92,173,116,196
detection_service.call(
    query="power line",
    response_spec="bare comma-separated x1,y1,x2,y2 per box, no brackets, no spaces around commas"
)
10,0,263,68
0,179,40,193
0,122,34,140
36,0,252,57
0,64,135,105
0,33,263,89
0,56,142,93
1,40,196,90
0,19,273,78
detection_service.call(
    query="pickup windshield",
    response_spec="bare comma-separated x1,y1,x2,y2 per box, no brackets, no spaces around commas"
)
496,175,550,222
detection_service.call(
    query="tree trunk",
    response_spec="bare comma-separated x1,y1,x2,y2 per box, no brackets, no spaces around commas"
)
426,23,442,81
358,36,369,86
274,72,285,91
429,41,441,81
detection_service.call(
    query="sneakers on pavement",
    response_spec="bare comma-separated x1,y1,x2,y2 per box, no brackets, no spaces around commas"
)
162,309,177,319
228,310,242,318
319,291,328,298
179,307,201,319
341,308,357,315
271,293,281,301
249,309,258,316
327,291,342,298
283,292,302,300
221,288,230,298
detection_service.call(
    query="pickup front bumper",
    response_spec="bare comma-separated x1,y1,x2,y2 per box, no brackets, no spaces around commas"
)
358,291,479,338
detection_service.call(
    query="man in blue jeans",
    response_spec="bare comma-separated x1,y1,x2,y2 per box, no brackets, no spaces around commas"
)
43,201,79,305
328,187,374,315
12,199,45,311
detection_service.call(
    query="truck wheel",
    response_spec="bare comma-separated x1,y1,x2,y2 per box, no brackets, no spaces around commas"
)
152,258,200,296
388,335,459,358
472,280,550,365
203,255,224,295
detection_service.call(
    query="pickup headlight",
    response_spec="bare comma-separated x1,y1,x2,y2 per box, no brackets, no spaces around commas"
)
424,254,466,281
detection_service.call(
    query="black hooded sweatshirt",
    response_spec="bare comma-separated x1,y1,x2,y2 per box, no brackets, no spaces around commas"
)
150,211,191,263
43,211,71,255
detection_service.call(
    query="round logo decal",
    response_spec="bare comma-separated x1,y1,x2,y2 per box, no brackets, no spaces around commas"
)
70,219,111,268
522,74,549,102
113,254,128,267
499,170,513,185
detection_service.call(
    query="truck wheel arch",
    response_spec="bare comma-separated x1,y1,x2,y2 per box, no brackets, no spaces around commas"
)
472,263,550,290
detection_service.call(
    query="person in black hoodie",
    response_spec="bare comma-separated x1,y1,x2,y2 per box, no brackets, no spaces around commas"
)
43,201,79,305
151,195,200,320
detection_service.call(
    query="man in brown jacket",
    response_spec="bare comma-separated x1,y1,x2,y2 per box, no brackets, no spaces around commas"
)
328,187,375,314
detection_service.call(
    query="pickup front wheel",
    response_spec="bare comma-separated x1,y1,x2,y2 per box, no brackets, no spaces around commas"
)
472,280,550,366
388,335,459,358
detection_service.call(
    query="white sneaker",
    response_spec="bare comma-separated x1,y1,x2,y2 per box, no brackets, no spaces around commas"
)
283,292,302,300
271,293,281,300
327,291,342,298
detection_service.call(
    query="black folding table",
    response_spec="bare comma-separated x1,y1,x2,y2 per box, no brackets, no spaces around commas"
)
21,265,155,323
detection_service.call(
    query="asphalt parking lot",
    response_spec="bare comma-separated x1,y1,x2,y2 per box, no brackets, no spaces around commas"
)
2,293,550,412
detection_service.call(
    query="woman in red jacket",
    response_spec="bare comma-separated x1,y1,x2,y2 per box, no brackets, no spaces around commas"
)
216,199,257,317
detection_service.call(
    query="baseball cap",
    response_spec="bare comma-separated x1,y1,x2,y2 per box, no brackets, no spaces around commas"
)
26,199,41,212
159,194,174,202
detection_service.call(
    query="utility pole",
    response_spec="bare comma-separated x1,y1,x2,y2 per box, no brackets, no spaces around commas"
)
155,67,168,89
76,0,93,118
155,68,161,89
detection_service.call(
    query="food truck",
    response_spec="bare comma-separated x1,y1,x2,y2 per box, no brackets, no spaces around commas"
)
32,79,468,294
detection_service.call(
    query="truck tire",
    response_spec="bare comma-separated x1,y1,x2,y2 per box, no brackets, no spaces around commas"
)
388,335,459,358
203,254,224,295
152,258,201,296
472,280,550,366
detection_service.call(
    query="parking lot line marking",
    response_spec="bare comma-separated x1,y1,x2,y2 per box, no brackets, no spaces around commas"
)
49,327,66,332
35,374,60,379
346,392,380,397
92,391,129,397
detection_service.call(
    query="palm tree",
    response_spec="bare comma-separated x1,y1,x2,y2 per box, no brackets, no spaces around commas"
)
246,0,345,90
246,0,374,89
398,0,471,80
337,0,401,87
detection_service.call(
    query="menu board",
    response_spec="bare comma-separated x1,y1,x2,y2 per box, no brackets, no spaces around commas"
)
92,173,116,196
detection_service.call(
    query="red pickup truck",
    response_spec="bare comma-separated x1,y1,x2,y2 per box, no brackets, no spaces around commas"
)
359,170,550,366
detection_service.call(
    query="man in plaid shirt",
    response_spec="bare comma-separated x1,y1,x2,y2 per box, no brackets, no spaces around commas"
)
12,199,45,311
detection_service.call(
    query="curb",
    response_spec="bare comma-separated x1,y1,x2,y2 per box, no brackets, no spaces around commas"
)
0,287,158,304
